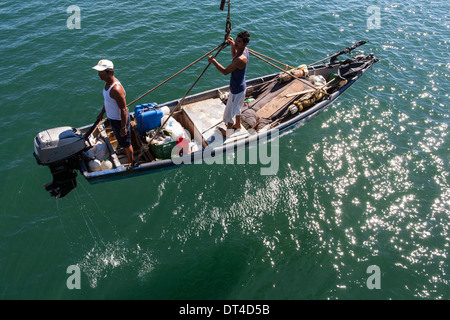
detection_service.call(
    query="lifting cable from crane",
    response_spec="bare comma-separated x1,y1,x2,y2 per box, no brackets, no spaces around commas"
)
132,41,228,165
221,0,233,40
128,0,233,110
132,2,234,165
126,43,224,109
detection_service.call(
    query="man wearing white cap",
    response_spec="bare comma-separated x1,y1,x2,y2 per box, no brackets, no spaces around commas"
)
93,59,133,164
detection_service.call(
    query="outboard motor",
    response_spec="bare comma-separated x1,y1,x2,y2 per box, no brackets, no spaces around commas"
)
34,126,88,198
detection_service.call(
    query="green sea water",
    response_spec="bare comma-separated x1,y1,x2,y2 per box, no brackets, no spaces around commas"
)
0,0,448,300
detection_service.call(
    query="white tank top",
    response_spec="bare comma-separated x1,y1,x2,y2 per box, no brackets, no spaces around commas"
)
103,81,126,120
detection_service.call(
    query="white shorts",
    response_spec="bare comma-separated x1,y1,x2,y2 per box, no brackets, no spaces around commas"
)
223,90,245,124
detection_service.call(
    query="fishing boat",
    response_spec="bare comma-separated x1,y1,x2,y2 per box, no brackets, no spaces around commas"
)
33,41,379,198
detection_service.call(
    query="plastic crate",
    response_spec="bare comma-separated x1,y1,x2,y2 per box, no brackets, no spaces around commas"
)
150,140,176,159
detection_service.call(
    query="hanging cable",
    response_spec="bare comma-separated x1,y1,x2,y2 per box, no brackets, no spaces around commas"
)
132,42,228,166
127,2,232,109
131,2,235,165
224,0,232,40
126,43,225,109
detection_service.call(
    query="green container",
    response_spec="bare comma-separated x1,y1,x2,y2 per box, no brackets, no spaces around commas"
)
329,73,339,82
150,140,177,159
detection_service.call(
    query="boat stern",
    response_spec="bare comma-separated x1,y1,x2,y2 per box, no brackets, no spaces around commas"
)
34,126,88,198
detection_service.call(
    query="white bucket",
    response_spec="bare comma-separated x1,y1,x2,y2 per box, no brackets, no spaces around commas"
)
101,159,113,171
88,159,102,172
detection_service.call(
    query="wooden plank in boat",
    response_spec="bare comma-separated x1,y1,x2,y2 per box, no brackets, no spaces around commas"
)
256,80,305,119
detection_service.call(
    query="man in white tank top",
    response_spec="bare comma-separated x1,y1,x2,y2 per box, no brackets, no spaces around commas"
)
93,59,133,164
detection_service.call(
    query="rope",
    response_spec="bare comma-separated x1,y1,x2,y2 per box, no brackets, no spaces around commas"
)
131,2,235,165
224,0,232,40
132,42,228,165
247,48,295,70
248,49,330,96
125,43,225,109
127,3,235,110
178,44,228,110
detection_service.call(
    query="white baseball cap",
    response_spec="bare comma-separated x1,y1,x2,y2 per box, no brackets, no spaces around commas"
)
92,59,114,71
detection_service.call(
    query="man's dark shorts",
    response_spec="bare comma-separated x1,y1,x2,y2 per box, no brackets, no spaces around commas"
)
110,115,131,148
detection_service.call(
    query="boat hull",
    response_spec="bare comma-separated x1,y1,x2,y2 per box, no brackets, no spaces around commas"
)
81,58,374,184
